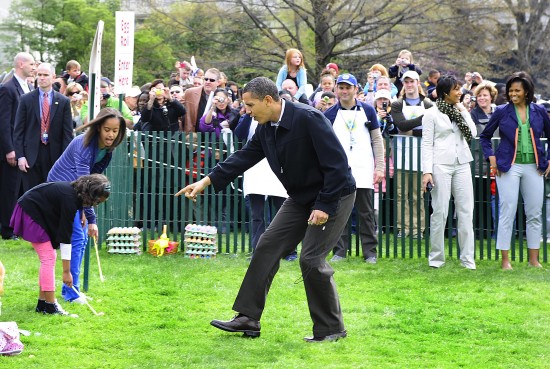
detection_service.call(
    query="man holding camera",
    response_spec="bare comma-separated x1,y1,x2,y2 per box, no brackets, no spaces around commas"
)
391,70,434,239
80,77,133,128
325,73,385,263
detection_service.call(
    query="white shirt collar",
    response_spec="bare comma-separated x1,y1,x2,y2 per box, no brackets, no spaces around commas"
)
14,73,30,94
271,99,286,127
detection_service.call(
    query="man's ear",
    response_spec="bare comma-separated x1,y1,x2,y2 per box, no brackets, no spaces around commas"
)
264,95,274,105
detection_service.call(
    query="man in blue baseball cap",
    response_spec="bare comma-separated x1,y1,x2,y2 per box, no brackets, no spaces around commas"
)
325,73,385,263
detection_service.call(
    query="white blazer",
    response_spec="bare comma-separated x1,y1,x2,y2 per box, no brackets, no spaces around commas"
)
421,106,477,174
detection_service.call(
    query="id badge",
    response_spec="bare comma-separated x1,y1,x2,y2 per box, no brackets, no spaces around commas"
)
42,132,48,143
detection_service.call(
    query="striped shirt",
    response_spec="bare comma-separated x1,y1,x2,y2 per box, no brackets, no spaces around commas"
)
47,134,112,224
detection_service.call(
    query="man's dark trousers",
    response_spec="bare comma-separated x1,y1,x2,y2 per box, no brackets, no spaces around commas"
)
334,188,377,259
233,192,356,337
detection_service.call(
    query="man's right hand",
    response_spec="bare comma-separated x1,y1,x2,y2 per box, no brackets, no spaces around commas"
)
175,176,212,202
18,157,29,172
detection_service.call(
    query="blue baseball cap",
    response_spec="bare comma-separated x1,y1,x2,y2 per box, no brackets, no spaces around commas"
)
336,73,358,86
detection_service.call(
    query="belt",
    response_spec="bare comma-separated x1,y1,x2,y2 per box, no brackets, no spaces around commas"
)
341,184,356,197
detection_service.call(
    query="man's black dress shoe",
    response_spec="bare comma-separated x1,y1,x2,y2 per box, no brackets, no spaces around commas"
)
304,330,347,343
210,314,261,337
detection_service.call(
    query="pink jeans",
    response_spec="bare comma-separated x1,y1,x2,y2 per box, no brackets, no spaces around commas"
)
32,242,56,291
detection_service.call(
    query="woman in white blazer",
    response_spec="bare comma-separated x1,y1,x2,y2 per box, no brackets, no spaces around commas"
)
421,75,477,269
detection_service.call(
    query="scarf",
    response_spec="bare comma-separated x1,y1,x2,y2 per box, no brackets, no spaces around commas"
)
436,99,472,142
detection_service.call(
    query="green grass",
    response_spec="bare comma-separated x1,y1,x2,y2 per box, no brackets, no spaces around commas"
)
1,239,550,369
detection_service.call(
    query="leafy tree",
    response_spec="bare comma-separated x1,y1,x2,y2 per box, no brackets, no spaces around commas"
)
0,0,119,77
133,27,175,84
146,0,451,83
0,0,63,67
55,0,118,77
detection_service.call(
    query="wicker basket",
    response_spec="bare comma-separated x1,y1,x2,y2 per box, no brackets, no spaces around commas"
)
147,240,179,256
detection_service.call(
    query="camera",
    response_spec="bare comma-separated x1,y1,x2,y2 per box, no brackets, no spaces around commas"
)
426,182,433,192
382,101,388,111
381,113,394,138
470,96,476,103
102,93,110,100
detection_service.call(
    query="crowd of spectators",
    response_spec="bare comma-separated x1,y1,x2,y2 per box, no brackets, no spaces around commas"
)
2,47,550,270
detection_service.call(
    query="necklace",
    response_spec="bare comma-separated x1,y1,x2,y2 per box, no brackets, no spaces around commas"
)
338,107,359,150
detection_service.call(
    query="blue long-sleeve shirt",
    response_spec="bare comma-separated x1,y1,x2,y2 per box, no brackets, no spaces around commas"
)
47,134,112,224
275,65,308,99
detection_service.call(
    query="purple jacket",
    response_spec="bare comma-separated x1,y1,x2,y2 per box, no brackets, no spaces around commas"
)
479,102,550,173
199,108,239,138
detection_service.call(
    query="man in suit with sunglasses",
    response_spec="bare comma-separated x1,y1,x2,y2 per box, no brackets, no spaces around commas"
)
183,68,221,132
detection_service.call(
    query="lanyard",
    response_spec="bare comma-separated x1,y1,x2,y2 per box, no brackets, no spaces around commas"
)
338,107,359,150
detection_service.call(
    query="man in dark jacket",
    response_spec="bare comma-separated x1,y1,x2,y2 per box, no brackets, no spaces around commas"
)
177,77,356,342
0,52,36,239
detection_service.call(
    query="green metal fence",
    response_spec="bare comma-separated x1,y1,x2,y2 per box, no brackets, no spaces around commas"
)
95,132,549,262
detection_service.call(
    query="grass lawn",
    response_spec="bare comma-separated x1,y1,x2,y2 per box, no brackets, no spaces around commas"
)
1,238,550,369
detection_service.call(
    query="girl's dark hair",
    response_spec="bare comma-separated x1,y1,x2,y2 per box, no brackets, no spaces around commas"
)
83,108,127,151
460,90,472,103
214,88,229,98
506,71,535,104
321,91,336,99
72,174,111,206
150,79,164,89
213,88,231,113
436,75,460,100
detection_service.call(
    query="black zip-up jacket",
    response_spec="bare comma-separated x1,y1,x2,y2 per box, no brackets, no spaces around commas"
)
15,182,81,248
208,100,355,215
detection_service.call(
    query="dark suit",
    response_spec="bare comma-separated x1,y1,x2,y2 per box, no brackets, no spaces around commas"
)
13,88,73,192
0,76,32,237
208,101,356,336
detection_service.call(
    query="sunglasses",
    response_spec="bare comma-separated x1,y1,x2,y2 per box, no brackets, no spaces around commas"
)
67,90,80,96
204,78,217,83
170,90,182,94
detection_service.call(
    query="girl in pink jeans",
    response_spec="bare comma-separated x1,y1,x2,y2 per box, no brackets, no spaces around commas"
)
10,174,111,316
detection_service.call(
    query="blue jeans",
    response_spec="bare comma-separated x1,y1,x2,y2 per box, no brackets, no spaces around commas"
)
61,211,88,301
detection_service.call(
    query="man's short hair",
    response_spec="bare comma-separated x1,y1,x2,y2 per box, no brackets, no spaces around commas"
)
14,52,33,68
37,62,55,75
66,60,81,71
377,76,391,84
321,91,336,99
243,77,280,102
205,68,221,80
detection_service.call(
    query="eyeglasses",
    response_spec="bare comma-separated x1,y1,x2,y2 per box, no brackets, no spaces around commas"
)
170,90,182,94
204,78,217,83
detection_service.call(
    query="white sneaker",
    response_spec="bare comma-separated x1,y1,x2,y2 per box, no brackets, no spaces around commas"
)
79,292,92,301
330,255,346,262
70,296,87,304
365,257,377,264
